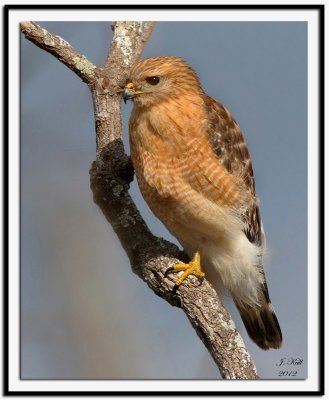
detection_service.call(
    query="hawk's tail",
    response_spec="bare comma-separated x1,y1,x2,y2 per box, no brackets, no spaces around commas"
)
234,283,282,350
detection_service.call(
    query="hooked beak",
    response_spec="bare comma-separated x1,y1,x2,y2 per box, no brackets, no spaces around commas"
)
122,81,144,103
123,87,135,103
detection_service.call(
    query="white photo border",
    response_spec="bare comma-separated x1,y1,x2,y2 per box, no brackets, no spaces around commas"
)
5,4,324,395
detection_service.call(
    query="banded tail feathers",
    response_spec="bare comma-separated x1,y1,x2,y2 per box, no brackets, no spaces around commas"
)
234,283,282,350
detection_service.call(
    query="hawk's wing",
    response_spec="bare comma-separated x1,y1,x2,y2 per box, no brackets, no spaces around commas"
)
204,95,264,246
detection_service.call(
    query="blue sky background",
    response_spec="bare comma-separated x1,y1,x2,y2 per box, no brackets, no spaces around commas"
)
20,21,308,379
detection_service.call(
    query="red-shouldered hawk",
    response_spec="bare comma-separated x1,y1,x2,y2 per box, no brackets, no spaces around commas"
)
123,56,282,350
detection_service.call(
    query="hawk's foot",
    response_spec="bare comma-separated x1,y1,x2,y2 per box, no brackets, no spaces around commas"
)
166,251,205,293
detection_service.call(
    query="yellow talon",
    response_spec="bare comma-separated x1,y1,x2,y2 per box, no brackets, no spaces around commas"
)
167,251,205,292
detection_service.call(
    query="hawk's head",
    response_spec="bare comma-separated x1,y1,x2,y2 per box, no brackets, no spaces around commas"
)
123,56,202,107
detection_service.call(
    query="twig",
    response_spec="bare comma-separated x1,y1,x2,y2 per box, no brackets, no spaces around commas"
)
21,20,259,380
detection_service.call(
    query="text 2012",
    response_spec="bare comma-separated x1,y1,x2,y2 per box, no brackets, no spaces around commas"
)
278,370,298,377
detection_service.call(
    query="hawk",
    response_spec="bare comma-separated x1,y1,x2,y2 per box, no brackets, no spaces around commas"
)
123,56,282,350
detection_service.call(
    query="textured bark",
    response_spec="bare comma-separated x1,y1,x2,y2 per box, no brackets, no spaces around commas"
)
21,21,259,380
20,21,97,84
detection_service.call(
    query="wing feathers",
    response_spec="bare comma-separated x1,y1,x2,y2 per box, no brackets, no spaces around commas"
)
204,95,263,246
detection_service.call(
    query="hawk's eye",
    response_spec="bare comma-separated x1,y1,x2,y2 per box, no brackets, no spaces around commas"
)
146,76,160,85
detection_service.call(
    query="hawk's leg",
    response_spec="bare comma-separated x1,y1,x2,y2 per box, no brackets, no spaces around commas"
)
166,251,205,292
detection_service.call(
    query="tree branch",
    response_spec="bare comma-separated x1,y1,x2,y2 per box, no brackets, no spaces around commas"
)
21,21,259,380
20,21,97,84
92,21,156,153
104,21,156,71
